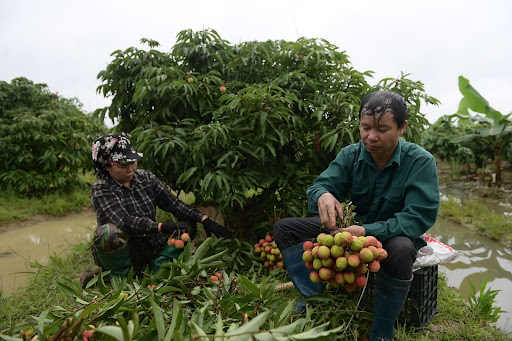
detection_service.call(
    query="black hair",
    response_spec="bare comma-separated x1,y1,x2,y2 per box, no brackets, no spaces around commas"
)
93,160,111,180
358,90,408,128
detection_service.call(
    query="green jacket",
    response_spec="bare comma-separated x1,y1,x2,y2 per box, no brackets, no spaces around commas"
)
307,138,440,250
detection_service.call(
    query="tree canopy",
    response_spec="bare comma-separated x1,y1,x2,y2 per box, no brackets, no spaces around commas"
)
0,77,107,195
96,28,439,234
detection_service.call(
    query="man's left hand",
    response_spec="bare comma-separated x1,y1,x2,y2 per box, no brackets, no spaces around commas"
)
331,225,366,237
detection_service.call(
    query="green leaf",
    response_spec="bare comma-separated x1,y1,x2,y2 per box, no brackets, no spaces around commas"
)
164,299,182,341
288,322,344,340
150,295,166,341
254,319,302,340
224,310,270,340
458,75,500,117
238,276,260,296
95,326,125,341
177,167,198,184
260,111,268,137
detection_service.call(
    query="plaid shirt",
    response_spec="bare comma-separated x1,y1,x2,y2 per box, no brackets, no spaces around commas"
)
91,169,204,247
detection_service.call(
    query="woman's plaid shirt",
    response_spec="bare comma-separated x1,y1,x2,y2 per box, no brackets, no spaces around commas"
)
91,169,204,247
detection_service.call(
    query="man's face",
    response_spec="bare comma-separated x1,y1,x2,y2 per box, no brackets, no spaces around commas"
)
106,161,137,184
359,110,407,162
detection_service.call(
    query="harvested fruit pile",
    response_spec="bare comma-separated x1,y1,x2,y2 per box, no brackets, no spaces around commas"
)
253,234,285,271
303,231,387,292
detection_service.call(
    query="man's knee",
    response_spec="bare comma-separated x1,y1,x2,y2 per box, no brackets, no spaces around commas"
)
380,236,416,280
273,218,294,249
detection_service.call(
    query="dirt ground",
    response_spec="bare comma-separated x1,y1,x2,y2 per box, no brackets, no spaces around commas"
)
436,158,512,208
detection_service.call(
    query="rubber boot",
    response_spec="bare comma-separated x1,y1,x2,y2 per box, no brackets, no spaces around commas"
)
281,243,323,313
370,271,412,341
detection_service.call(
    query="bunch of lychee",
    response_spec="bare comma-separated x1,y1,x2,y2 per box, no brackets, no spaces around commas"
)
303,231,387,292
254,234,285,271
167,232,190,249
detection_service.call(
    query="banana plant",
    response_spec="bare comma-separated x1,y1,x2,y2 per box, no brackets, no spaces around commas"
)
451,75,512,183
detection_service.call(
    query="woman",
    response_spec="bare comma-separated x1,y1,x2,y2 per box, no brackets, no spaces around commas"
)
87,132,226,280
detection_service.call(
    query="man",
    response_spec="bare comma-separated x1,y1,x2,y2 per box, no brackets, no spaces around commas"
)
274,90,440,341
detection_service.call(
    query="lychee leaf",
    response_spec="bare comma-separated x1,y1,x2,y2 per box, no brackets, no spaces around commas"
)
287,322,344,340
239,276,260,296
254,320,302,340
224,310,270,340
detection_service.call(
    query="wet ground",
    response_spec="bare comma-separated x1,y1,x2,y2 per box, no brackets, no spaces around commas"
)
0,211,96,294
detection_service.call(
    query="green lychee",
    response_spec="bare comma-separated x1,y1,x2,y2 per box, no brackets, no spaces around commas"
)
343,271,355,284
330,244,344,258
322,234,334,247
335,256,348,272
350,238,363,252
322,257,335,268
317,245,331,259
358,248,374,263
313,258,323,270
302,250,313,262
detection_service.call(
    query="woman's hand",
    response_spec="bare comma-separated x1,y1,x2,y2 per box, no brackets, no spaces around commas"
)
202,218,227,238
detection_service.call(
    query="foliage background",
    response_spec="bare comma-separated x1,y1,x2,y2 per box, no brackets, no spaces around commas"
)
95,29,439,235
0,77,107,196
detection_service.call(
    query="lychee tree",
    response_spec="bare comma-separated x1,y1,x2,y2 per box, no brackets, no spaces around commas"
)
95,28,439,233
0,77,107,195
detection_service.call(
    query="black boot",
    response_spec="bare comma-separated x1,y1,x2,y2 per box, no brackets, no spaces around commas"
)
281,243,323,313
370,271,412,341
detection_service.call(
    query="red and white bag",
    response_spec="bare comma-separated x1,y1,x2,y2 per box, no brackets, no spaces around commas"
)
413,234,460,271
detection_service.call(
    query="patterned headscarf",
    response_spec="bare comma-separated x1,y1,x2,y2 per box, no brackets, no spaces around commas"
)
91,133,143,179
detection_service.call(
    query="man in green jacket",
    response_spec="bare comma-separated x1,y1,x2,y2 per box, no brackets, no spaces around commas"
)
274,90,440,341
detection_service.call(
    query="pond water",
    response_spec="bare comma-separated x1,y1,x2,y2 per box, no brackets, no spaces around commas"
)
428,215,512,334
0,211,96,294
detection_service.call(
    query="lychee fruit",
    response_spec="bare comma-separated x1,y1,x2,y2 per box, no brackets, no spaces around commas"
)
368,259,381,273
317,246,331,259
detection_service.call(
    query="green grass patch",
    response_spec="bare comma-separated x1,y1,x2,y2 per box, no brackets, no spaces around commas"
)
440,197,512,245
0,189,92,225
0,173,95,225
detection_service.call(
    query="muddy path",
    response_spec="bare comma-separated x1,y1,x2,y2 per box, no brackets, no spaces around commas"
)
0,210,97,294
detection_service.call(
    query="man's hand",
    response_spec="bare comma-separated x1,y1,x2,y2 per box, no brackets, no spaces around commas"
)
331,225,366,237
318,192,344,231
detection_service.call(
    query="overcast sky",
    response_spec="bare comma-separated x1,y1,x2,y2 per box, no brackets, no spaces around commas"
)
1,0,511,125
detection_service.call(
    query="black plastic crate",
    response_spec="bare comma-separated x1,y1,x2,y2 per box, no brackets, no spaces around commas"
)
352,265,438,327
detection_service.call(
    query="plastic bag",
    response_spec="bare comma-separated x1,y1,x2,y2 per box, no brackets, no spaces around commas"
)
413,234,460,270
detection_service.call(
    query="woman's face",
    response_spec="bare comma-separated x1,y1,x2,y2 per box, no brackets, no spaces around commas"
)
106,161,137,185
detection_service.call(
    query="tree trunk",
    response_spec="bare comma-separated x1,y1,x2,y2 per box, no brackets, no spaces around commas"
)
493,151,501,184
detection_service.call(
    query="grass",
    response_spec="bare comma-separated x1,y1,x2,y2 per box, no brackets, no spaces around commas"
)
439,197,512,246
0,172,95,226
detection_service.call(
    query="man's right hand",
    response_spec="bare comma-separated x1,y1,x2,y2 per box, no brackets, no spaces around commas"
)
318,192,344,231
